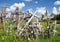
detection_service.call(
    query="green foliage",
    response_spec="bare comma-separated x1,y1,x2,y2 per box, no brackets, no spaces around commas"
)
51,14,60,20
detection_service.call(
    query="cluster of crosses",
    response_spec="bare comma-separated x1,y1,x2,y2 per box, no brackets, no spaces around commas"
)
0,5,57,39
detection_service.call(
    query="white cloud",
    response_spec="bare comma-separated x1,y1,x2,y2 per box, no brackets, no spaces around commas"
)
35,1,38,4
14,3,25,9
10,5,16,13
58,7,60,13
6,2,25,18
6,8,10,12
58,7,60,11
10,2,25,13
37,7,46,15
54,1,60,5
52,7,58,15
23,0,32,2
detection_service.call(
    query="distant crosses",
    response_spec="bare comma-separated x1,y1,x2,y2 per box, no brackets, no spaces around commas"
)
1,5,8,19
0,5,8,30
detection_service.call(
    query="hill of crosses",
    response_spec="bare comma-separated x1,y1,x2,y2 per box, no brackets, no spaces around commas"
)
0,0,60,42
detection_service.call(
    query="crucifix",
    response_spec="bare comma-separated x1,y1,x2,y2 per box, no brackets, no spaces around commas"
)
14,7,24,38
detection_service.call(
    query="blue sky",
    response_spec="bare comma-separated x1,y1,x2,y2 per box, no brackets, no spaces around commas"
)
0,0,60,15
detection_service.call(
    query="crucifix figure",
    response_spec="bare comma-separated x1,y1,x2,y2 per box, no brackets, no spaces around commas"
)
14,7,24,38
